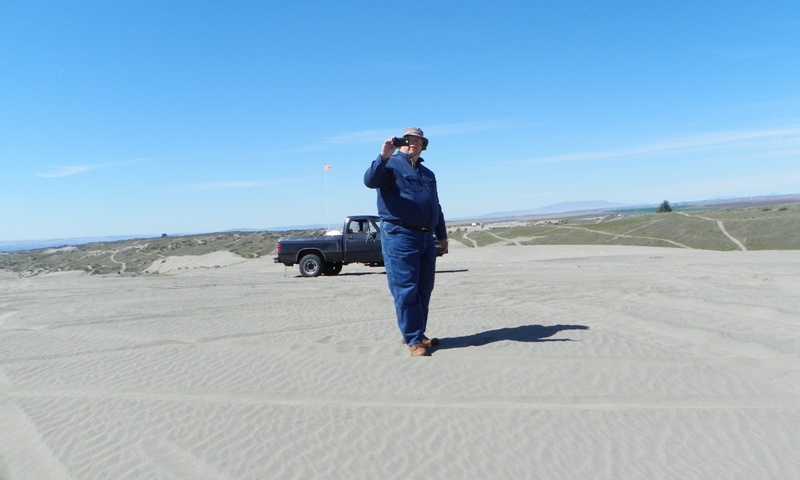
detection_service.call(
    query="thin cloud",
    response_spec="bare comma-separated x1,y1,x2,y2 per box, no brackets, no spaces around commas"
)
255,120,519,158
683,170,800,195
36,158,146,178
36,165,99,178
323,129,393,145
427,119,518,136
521,127,800,164
322,120,515,145
622,169,800,205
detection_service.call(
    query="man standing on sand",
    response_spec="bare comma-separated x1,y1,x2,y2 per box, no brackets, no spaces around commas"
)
364,127,448,357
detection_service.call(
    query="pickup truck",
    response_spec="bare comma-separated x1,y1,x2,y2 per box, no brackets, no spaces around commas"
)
274,216,384,277
274,215,445,277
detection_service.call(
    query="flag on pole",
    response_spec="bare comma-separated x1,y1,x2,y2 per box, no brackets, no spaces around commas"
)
324,164,331,172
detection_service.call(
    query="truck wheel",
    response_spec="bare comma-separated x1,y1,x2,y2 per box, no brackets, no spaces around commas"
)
299,254,323,277
323,262,343,275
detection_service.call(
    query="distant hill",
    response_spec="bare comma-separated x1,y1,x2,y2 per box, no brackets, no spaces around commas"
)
678,194,800,209
0,235,163,253
2,194,799,253
471,200,634,219
458,194,800,223
0,226,325,253
448,202,800,251
3,200,800,277
0,228,320,276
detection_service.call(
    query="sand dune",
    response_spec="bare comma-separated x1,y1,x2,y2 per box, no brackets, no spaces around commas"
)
1,245,798,479
143,251,250,274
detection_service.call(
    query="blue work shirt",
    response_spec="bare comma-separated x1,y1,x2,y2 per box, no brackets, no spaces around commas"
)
364,152,447,241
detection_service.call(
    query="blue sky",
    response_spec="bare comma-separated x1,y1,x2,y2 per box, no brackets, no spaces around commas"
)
2,1,799,241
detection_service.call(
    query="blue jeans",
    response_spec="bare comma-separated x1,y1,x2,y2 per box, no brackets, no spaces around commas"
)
380,222,438,346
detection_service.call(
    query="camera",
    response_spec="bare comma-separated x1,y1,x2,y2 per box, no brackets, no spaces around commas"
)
391,137,409,148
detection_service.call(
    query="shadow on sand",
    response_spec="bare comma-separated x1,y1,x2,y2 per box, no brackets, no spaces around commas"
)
333,268,469,277
435,324,589,350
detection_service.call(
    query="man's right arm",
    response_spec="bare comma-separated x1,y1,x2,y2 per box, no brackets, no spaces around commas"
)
379,138,395,160
364,139,396,189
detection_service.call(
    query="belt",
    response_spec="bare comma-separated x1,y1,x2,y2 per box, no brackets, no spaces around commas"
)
385,220,430,232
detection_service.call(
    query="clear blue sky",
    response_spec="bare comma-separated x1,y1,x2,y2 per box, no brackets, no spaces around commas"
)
2,1,799,241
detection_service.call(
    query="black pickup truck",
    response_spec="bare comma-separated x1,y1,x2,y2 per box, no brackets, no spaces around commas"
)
274,215,445,277
274,216,384,277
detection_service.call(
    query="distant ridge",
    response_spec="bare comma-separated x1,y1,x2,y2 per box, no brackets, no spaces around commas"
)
0,235,162,253
466,194,800,221
3,194,799,252
679,193,800,208
472,200,633,219
0,225,329,253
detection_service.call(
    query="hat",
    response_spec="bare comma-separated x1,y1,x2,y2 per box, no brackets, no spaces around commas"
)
402,127,429,150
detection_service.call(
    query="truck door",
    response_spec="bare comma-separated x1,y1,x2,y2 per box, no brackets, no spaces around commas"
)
344,218,382,263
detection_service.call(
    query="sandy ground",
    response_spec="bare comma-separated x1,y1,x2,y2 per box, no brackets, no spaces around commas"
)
1,244,799,479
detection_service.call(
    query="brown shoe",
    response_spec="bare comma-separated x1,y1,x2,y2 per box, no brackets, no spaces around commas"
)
409,344,430,357
421,337,440,348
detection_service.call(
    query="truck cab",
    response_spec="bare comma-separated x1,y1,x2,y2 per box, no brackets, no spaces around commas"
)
343,216,381,263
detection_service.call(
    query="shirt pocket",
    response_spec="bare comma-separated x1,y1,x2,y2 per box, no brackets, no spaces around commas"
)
401,174,425,192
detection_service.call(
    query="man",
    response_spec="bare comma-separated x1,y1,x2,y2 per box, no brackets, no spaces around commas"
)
364,127,449,357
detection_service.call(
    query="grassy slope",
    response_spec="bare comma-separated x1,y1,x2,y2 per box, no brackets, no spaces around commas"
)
448,203,800,250
0,229,317,276
2,203,799,276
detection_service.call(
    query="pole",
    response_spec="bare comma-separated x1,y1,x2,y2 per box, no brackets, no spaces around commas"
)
324,164,331,231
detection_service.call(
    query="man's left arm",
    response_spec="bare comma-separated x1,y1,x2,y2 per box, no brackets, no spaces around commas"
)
435,209,448,253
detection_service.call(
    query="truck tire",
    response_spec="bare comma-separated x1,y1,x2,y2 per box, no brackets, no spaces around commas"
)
323,262,343,276
299,254,323,277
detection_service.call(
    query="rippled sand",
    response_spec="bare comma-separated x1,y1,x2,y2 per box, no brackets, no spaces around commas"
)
1,244,799,479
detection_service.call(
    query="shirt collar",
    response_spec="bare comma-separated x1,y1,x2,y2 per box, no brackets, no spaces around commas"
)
398,151,424,164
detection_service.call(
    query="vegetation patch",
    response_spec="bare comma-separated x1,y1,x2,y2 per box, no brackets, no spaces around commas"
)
3,203,799,276
0,229,318,276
